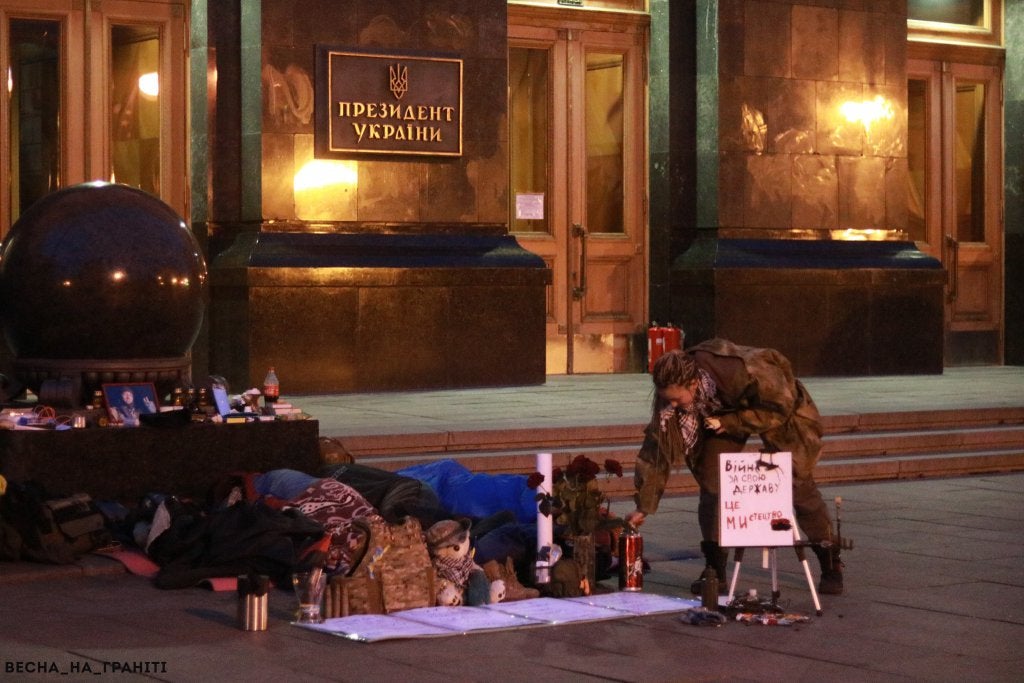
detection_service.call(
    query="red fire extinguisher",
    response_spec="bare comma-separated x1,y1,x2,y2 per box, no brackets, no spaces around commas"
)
662,323,683,354
647,322,665,373
648,322,685,373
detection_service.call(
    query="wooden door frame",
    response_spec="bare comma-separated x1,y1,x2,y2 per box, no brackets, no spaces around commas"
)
508,5,649,373
907,56,1004,363
0,0,187,236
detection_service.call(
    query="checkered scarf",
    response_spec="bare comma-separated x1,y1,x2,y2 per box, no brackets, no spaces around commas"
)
659,368,721,455
433,553,475,586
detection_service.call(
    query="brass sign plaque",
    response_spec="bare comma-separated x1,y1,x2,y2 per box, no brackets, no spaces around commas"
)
315,46,463,157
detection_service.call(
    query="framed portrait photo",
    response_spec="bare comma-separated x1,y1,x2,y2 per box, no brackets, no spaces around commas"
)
102,382,159,427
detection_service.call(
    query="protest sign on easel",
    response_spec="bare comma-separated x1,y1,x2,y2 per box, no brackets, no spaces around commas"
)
719,451,794,548
718,451,823,615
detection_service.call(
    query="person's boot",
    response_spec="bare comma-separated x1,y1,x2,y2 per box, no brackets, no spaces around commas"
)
483,557,540,601
690,541,729,595
812,544,844,595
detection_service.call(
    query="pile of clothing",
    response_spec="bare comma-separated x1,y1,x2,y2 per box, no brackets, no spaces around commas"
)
125,460,542,592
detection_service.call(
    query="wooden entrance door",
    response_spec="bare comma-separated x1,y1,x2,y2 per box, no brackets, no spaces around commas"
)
907,58,1004,364
508,7,648,374
0,0,188,236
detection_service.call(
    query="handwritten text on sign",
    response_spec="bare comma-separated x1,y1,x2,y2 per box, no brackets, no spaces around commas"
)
718,452,794,547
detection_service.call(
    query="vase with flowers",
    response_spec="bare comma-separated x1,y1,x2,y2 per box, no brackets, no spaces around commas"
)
528,454,624,592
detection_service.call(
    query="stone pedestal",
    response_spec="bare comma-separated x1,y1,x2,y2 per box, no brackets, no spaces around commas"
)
671,238,945,376
210,231,549,393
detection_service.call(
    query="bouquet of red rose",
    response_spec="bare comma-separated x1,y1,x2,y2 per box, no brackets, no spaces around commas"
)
528,454,624,536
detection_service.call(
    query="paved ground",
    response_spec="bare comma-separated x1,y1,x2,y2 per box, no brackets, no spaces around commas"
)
1,473,1021,682
2,367,1023,681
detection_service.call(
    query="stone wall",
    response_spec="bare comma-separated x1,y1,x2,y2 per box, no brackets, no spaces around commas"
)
672,0,943,376
202,0,548,393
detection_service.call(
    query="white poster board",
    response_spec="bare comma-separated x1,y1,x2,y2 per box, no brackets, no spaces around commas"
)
718,451,794,547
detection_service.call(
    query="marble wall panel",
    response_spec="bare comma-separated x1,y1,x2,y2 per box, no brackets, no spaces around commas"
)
792,155,838,230
473,137,510,225
744,0,790,78
791,5,838,81
744,153,792,229
768,78,816,154
718,152,747,228
261,0,295,49
249,285,359,389
884,156,909,233
261,46,314,135
356,285,450,390
262,133,295,220
447,284,546,386
465,57,508,158
816,80,865,156
717,76,749,153
869,280,944,374
837,156,886,229
883,10,907,87
718,0,746,78
864,83,906,158
356,161,425,223
837,9,867,83
292,0,361,46
293,134,358,222
423,156,478,223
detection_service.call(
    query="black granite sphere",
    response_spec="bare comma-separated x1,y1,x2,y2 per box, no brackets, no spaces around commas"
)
0,182,206,378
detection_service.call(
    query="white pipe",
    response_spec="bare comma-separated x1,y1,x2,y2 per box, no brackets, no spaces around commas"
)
536,452,553,553
535,452,554,584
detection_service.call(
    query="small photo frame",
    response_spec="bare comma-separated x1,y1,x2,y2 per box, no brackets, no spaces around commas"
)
212,385,232,417
102,382,159,427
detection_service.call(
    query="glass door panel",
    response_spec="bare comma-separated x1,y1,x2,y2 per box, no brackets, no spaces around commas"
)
953,80,986,244
510,46,551,235
7,19,62,224
584,51,623,235
110,24,162,196
906,78,928,244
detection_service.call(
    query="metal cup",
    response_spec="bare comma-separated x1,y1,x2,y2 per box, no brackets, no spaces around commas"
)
237,574,270,631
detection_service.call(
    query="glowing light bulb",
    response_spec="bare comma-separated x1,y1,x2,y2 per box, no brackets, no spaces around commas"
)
138,72,159,99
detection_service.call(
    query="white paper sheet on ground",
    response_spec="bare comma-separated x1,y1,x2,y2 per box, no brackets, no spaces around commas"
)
298,614,454,642
483,596,625,624
566,592,700,615
294,593,700,643
393,605,545,632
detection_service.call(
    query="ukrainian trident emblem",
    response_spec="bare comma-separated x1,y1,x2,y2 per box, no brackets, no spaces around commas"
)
389,64,408,100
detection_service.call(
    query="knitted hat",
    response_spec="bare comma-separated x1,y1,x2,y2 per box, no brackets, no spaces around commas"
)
425,518,471,550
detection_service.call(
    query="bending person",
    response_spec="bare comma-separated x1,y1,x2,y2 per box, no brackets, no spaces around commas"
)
624,339,844,595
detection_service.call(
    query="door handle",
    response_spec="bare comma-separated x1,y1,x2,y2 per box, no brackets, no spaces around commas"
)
944,234,958,303
571,223,587,300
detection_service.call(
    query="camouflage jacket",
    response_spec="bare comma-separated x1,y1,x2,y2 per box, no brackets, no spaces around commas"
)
634,338,823,513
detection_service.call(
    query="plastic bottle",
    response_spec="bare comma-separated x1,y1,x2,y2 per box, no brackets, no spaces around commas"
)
263,367,280,404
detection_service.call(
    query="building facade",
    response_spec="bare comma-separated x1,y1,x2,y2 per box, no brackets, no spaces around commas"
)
0,0,1019,394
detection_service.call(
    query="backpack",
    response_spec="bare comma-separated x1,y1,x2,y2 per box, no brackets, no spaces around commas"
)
0,481,111,564
324,515,435,617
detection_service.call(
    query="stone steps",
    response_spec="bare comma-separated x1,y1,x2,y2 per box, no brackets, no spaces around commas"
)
342,407,1024,499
